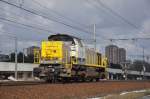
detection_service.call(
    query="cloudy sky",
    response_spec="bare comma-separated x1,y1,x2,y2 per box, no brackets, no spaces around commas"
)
0,0,150,60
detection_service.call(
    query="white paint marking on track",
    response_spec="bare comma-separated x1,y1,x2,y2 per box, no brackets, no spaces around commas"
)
120,90,147,95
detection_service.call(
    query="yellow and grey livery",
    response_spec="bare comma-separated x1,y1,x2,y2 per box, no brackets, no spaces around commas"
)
34,34,108,82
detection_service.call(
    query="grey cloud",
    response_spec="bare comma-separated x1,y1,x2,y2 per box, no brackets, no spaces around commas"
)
0,0,150,59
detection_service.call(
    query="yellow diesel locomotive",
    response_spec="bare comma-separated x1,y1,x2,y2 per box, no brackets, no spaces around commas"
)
34,34,108,82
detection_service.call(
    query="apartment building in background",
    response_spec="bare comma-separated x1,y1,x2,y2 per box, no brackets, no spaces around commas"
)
105,45,126,64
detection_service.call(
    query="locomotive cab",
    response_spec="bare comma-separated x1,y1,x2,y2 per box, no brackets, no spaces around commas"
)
48,34,86,64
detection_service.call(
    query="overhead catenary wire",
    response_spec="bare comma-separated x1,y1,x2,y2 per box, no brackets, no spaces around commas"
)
0,19,53,38
0,7,57,34
86,0,150,47
0,17,55,33
96,0,139,29
0,1,92,38
0,30,41,42
23,0,103,38
0,16,96,43
0,6,53,29
85,0,123,40
0,0,129,45
31,0,88,28
0,18,94,43
0,17,97,44
109,37,150,41
0,7,83,38
0,12,99,43
1,2,102,43
0,0,108,44
86,0,139,30
85,0,109,25
0,0,91,34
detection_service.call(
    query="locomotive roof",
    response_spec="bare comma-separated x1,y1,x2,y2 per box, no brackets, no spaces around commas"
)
48,34,82,41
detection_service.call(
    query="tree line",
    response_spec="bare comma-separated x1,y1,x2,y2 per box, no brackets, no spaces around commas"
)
110,60,150,72
9,52,34,63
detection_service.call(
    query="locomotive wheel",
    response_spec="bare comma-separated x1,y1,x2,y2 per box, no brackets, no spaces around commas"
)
95,78,99,82
81,77,86,82
62,77,70,83
90,78,94,82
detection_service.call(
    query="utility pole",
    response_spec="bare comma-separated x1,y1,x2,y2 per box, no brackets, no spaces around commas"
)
23,48,25,63
93,24,96,64
15,37,18,79
146,56,149,63
93,24,96,51
142,47,145,80
19,0,24,8
121,62,128,80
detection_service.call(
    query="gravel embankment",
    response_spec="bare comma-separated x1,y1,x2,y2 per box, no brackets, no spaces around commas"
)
0,81,150,99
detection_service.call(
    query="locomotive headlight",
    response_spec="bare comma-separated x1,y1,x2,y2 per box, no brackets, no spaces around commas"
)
48,65,52,68
55,60,59,63
63,69,67,73
51,68,55,72
40,60,44,63
71,46,76,51
53,57,58,60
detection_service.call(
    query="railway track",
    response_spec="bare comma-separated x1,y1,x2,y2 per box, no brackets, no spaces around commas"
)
0,80,150,99
0,81,46,86
0,80,149,86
